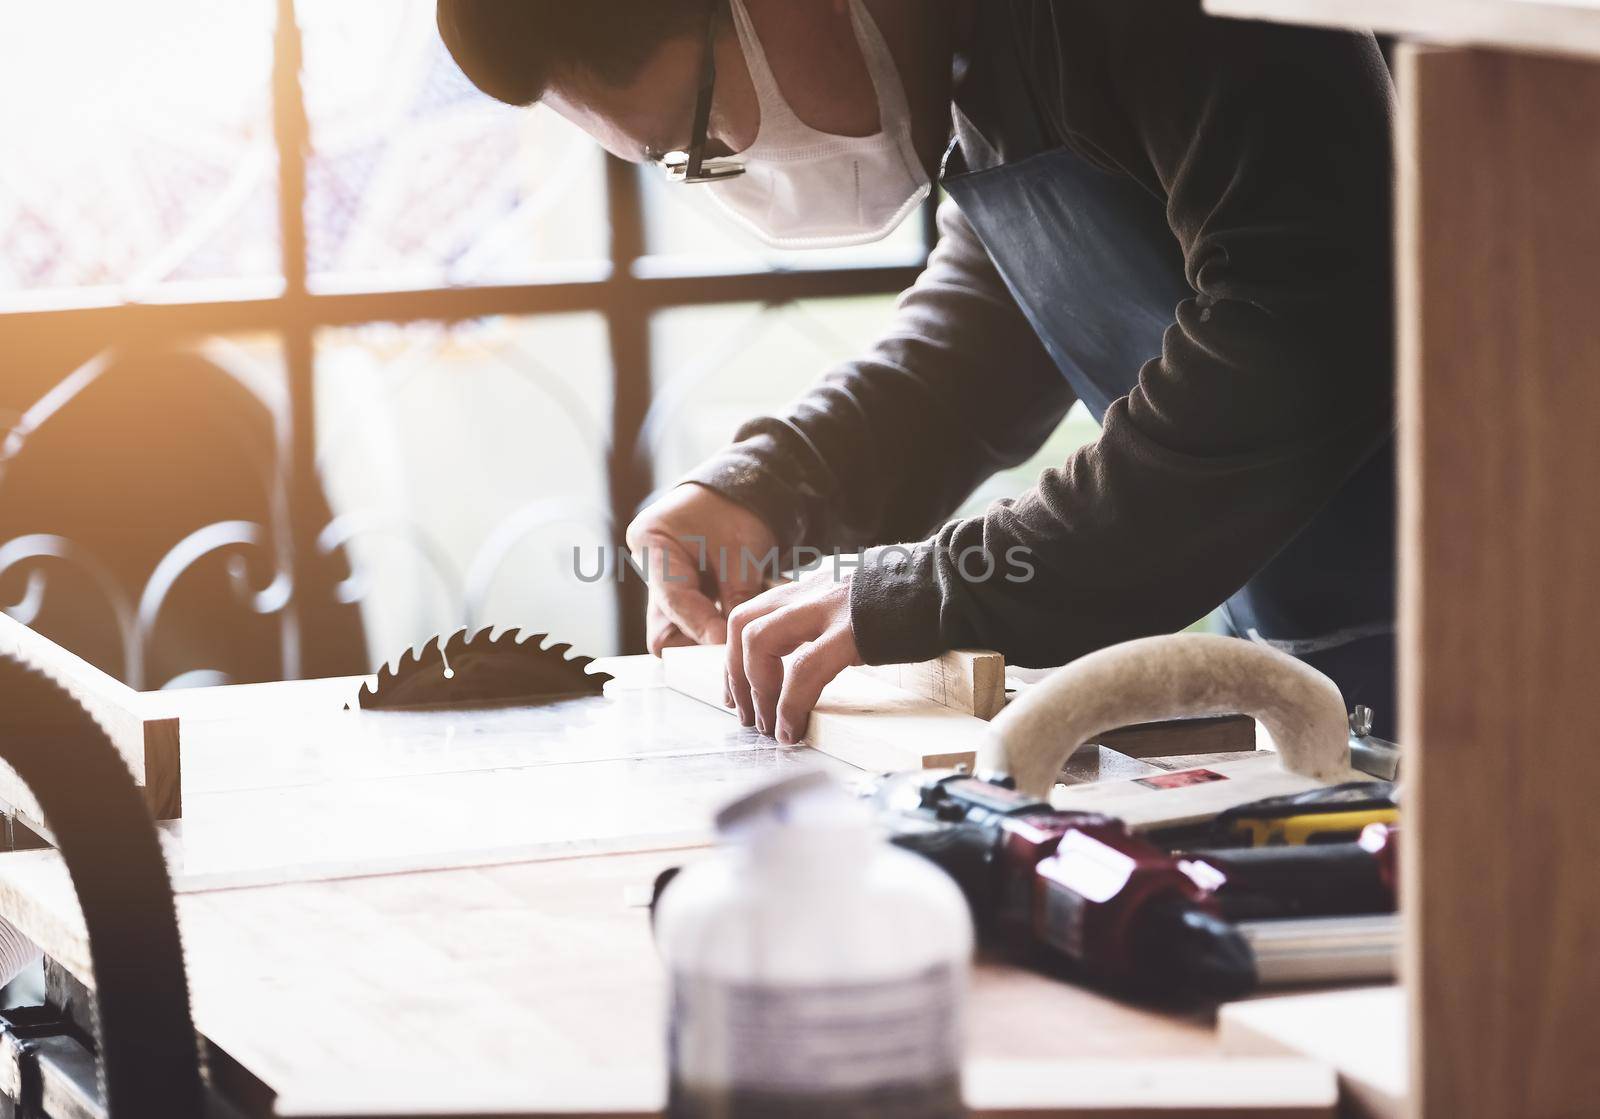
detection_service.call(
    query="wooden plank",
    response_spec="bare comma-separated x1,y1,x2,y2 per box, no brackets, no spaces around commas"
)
1219,987,1403,1119
1095,714,1257,758
1205,0,1600,63
0,611,182,823
857,648,1007,719
964,1058,1337,1118
1399,45,1600,1119
662,643,985,771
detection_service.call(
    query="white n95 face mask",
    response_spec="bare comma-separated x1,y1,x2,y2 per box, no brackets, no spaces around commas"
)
710,0,932,249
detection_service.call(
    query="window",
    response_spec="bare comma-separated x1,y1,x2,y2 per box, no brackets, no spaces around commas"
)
2,0,1088,685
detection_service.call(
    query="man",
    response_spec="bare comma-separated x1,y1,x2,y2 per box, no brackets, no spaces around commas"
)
439,0,1396,744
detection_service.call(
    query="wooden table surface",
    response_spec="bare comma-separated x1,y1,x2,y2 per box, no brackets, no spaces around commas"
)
0,656,1341,1117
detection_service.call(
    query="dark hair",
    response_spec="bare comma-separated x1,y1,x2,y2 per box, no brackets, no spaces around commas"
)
437,0,705,107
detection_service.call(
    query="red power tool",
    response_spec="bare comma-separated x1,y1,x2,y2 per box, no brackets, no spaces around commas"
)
878,771,1398,1000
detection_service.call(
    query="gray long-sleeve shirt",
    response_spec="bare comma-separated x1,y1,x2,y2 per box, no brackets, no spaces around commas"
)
686,0,1396,668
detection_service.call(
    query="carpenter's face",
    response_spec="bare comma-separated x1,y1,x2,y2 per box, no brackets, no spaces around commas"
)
543,33,756,165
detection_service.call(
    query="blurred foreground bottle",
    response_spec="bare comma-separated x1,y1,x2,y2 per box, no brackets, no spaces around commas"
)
655,770,973,1118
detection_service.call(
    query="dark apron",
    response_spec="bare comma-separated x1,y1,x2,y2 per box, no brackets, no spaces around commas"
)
943,145,1397,734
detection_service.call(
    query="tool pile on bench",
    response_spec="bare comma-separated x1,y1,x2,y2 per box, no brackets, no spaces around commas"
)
661,634,1401,1002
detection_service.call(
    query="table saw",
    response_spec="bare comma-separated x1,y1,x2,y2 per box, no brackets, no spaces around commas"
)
0,617,1399,1118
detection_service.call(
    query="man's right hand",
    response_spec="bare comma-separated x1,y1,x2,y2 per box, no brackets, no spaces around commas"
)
625,484,779,655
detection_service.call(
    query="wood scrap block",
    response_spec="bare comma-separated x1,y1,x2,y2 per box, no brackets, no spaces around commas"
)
662,643,985,772
857,648,1006,719
964,1057,1337,1117
1219,987,1403,1119
1094,714,1256,758
0,612,182,825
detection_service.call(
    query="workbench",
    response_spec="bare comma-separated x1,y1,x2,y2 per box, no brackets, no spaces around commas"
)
0,655,1355,1118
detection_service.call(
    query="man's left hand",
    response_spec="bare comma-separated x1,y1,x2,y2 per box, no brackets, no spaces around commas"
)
725,573,862,745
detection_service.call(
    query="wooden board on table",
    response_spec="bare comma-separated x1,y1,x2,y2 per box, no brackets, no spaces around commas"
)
0,846,1243,1117
1398,45,1600,1119
662,643,987,772
964,1058,1337,1117
857,648,1007,719
0,611,181,824
1220,987,1403,1119
1205,0,1600,63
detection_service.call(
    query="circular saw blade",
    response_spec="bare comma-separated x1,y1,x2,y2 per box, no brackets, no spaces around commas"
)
353,627,613,711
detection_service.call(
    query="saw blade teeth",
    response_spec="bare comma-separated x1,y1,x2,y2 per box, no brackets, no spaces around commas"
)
359,625,609,708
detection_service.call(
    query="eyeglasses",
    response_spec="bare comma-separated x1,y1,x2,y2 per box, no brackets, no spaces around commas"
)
652,0,746,185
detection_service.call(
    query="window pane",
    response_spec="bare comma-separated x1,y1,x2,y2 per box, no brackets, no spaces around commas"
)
0,1,279,301
0,335,325,688
648,296,902,483
298,0,609,290
650,299,1101,534
640,171,929,275
316,316,618,664
953,402,1099,518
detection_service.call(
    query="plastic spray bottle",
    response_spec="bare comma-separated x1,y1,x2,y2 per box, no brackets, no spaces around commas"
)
654,770,973,1118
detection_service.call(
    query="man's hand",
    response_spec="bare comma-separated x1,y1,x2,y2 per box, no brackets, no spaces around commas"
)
626,484,778,654
727,572,862,745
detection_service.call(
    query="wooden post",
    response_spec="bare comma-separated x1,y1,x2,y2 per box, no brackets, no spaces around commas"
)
1399,45,1600,1119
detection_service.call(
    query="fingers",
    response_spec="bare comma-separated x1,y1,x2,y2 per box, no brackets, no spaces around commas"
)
774,629,856,745
645,601,696,657
715,556,773,619
725,581,803,730
725,579,857,744
636,535,725,647
742,608,816,738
